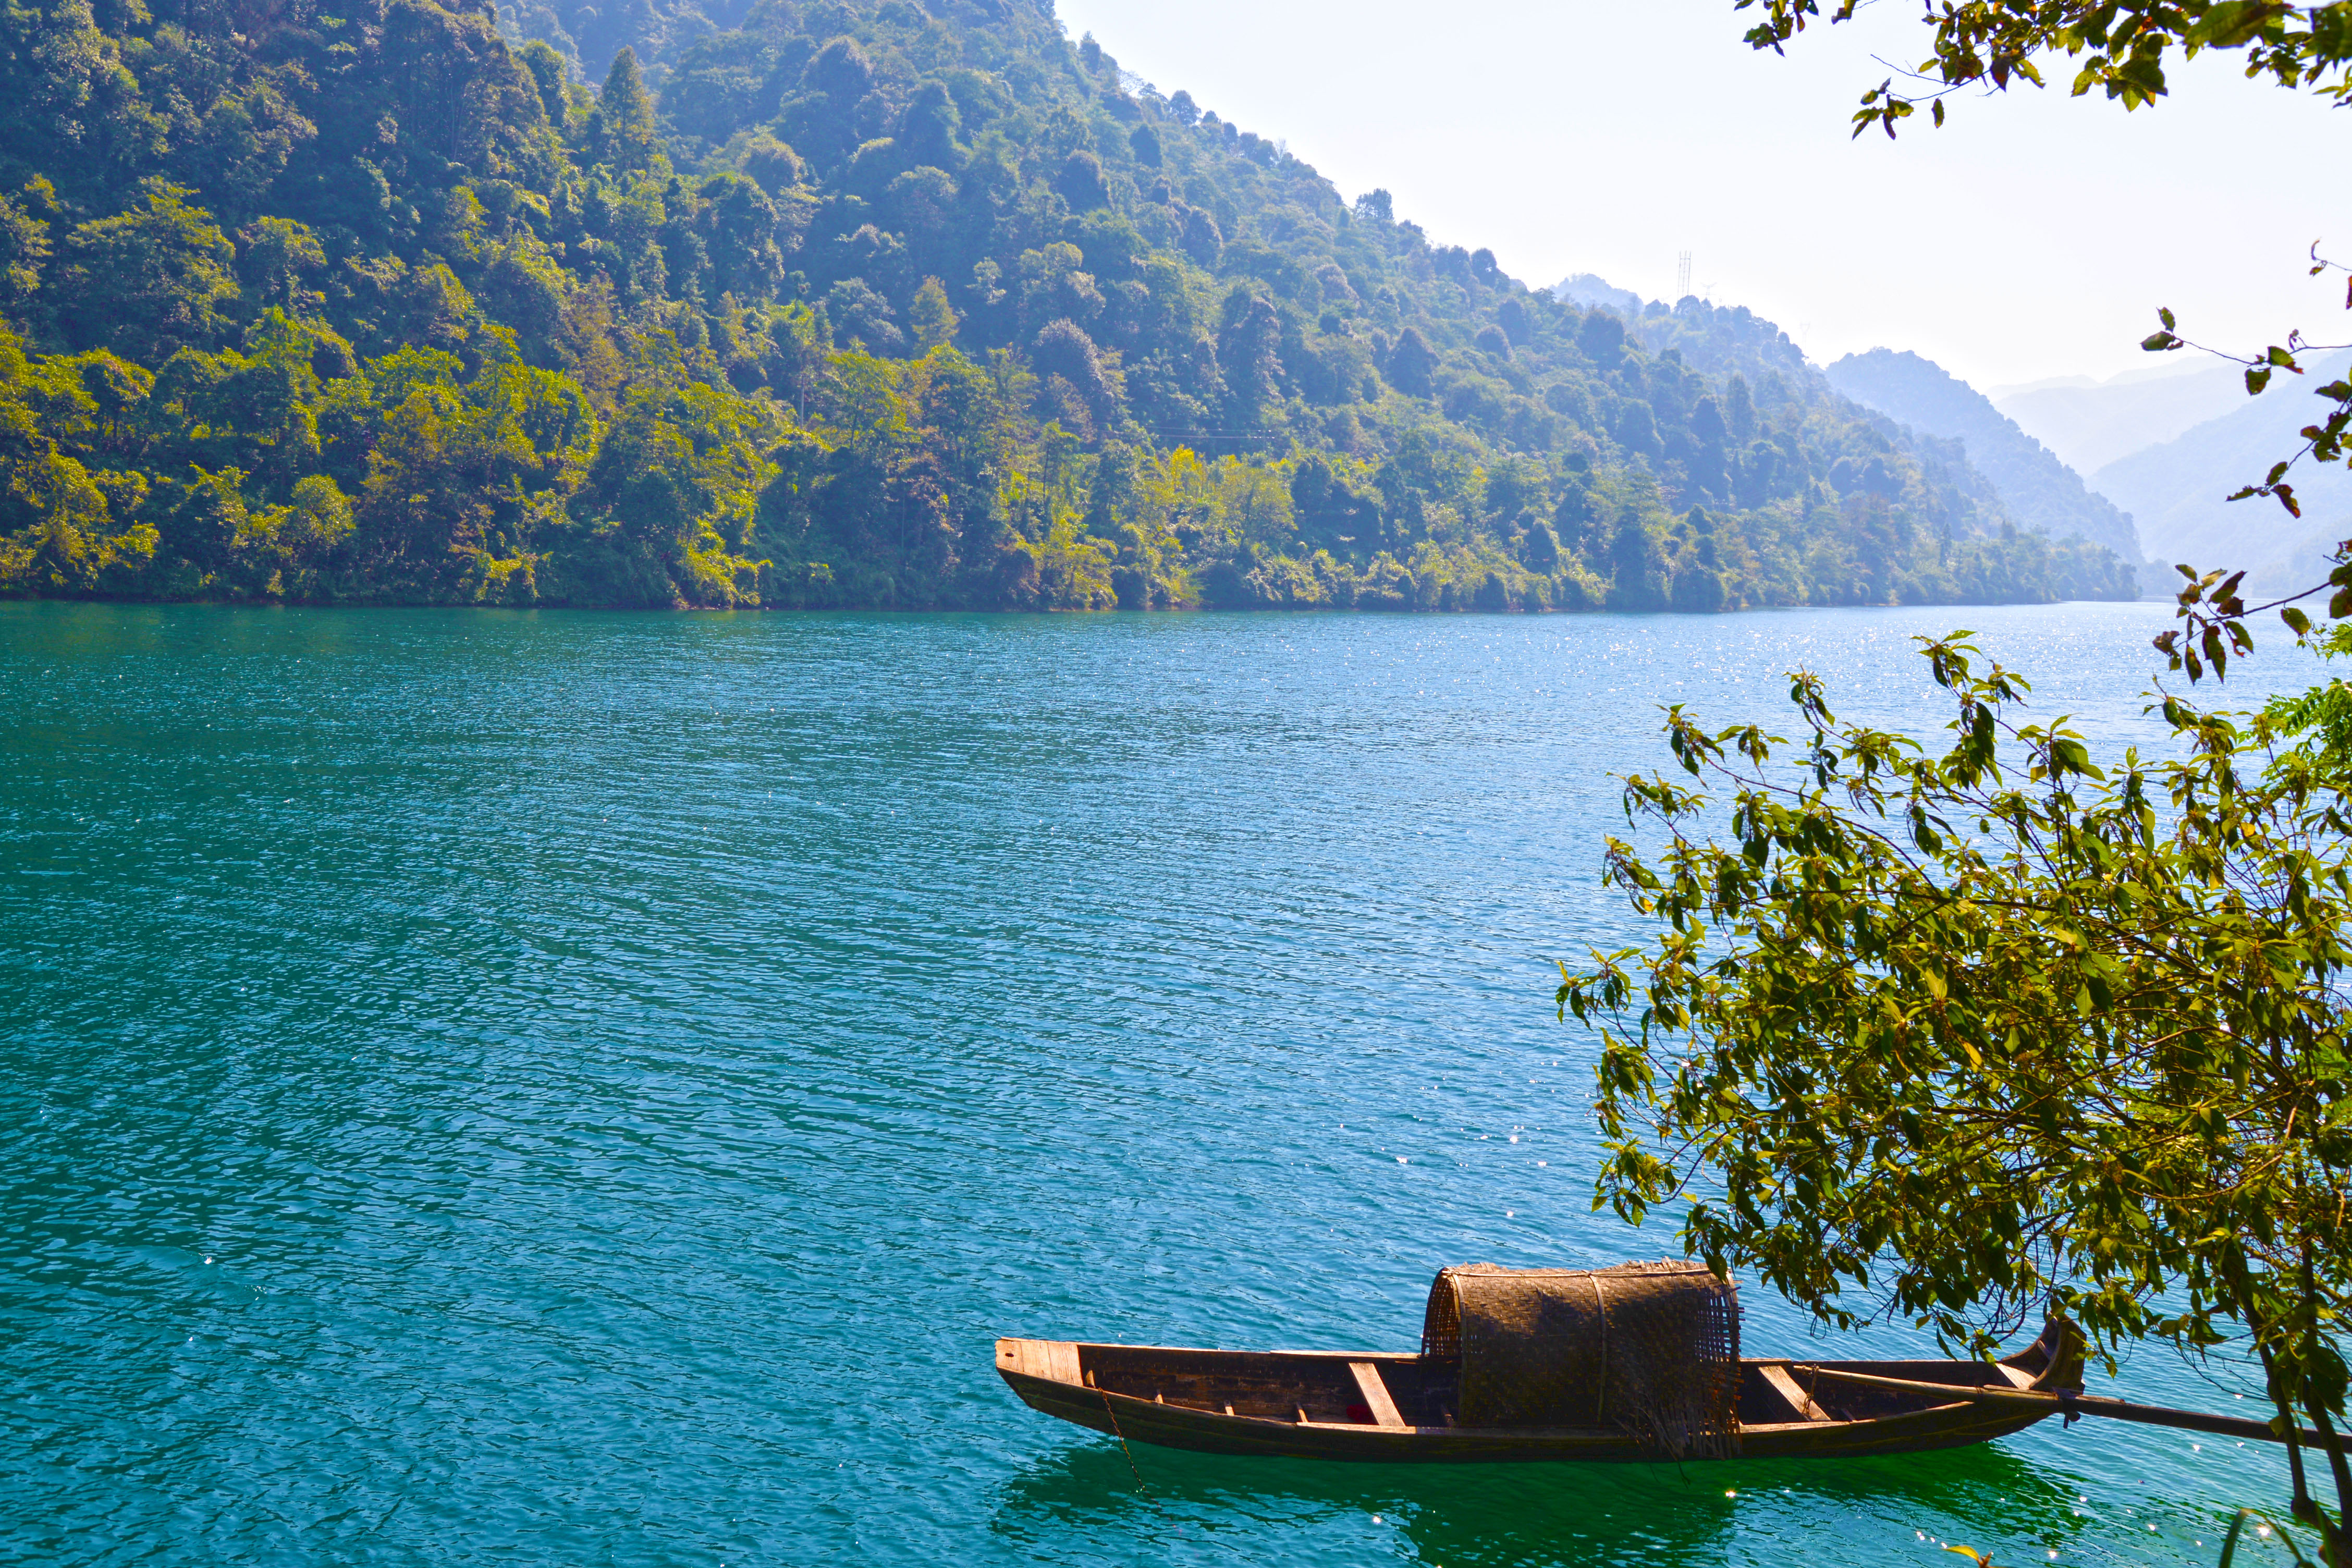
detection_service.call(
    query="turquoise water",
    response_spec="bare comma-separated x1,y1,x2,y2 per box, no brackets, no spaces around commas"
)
0,599,2321,1567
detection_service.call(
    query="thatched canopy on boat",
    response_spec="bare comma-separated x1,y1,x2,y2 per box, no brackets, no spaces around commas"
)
1421,1260,1741,1455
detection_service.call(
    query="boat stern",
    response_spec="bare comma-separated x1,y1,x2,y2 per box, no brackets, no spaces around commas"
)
995,1338,1113,1434
996,1337,1083,1389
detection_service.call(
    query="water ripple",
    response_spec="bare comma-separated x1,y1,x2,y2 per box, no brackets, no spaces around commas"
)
0,601,2312,1567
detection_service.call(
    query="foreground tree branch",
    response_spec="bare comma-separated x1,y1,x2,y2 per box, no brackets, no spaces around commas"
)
1561,635,2352,1557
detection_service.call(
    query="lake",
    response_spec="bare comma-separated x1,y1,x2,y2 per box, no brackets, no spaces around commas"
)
0,599,2319,1567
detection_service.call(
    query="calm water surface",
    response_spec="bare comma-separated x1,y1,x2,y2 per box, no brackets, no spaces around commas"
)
0,600,2322,1567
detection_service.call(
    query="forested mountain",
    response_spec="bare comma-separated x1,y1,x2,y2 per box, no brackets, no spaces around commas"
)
1823,349,2147,577
0,0,2135,610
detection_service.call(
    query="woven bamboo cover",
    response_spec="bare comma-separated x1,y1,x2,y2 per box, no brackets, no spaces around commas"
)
1420,1260,1741,1455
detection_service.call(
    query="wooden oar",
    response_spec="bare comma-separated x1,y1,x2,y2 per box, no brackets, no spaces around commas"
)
1791,1364,2326,1448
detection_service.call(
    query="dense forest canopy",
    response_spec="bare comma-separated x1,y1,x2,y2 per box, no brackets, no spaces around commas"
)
0,0,2135,609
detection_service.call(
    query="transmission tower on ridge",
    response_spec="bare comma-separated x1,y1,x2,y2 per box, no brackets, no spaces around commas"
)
1676,251,1693,300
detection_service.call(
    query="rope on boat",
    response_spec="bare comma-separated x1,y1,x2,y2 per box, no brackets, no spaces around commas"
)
1087,1384,1262,1565
1590,1273,1610,1428
1094,1385,1150,1494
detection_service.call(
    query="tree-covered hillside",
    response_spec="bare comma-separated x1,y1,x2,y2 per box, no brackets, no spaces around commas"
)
1823,348,2146,575
0,0,2134,609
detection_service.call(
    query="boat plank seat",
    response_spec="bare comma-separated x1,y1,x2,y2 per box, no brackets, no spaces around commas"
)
1758,1364,1831,1422
1348,1361,1408,1429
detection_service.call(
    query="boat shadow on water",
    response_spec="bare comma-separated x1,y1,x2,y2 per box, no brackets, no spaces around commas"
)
989,1436,2098,1566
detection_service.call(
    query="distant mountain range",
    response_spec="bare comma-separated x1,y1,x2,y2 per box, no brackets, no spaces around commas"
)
1822,349,2146,572
1989,362,2245,475
1560,277,2352,602
2086,352,2352,591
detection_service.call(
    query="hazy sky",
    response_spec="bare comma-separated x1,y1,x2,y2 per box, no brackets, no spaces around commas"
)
1054,0,2345,393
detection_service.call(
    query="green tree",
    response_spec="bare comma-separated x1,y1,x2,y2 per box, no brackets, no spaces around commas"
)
0,188,51,311
1385,326,1435,398
738,133,804,195
1561,636,2352,1554
590,48,663,174
579,378,776,602
237,217,328,317
55,349,153,466
516,38,572,128
909,276,958,352
1606,509,1668,610
1682,45,2352,1538
352,350,595,594
0,375,145,593
59,182,237,360
285,473,353,559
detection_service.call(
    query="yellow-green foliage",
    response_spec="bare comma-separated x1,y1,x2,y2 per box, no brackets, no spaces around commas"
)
0,332,158,593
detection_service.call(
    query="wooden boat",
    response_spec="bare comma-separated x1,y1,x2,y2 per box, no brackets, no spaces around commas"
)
995,1317,2085,1463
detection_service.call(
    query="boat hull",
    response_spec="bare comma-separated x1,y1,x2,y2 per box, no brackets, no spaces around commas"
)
995,1324,2080,1464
